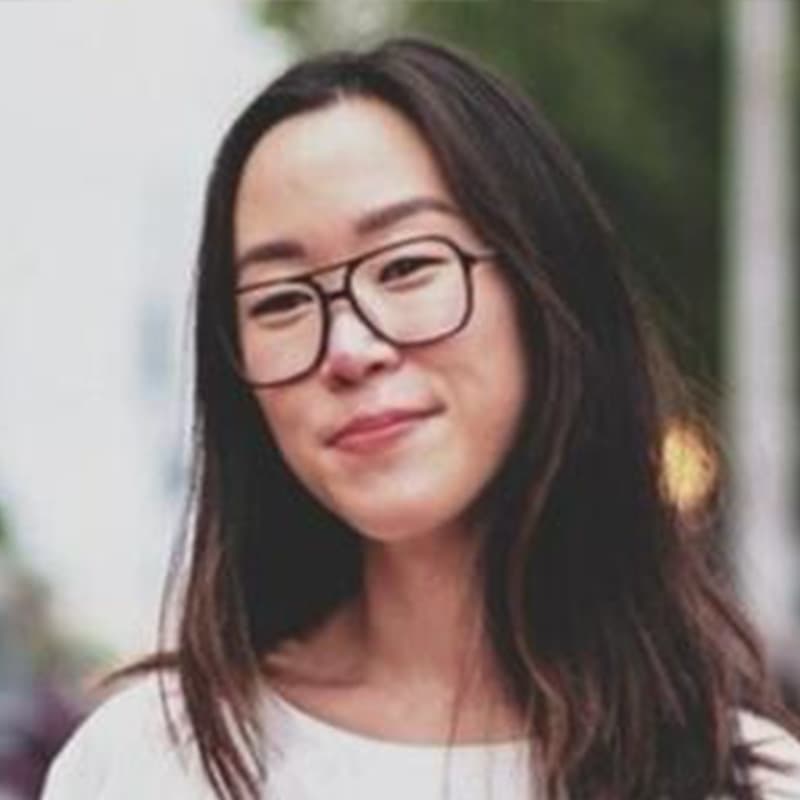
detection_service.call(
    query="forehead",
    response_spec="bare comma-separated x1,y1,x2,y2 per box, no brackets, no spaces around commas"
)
233,97,456,257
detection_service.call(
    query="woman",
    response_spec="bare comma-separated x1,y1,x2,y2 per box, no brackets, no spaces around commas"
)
43,36,800,800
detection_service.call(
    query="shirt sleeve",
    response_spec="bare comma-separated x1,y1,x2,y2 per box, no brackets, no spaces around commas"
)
738,711,800,799
40,699,110,798
39,678,188,799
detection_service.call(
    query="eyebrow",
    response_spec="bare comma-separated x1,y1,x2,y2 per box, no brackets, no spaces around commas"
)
234,196,461,274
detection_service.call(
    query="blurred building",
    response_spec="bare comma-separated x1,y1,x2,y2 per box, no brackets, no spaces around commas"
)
0,0,290,661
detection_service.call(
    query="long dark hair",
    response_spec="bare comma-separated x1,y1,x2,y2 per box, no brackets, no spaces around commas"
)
136,36,795,800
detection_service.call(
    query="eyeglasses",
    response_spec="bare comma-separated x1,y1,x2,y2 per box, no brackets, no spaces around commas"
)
229,234,496,388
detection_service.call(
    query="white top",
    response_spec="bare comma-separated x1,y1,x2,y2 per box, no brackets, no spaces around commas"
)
41,678,800,800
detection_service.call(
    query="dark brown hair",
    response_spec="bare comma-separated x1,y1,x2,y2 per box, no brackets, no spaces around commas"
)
130,36,796,800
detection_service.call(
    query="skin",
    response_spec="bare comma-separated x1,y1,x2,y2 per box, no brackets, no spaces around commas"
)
234,97,530,742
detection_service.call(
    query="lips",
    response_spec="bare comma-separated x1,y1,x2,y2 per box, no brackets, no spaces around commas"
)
326,407,441,449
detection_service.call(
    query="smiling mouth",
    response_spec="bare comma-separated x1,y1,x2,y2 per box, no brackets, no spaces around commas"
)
328,409,440,453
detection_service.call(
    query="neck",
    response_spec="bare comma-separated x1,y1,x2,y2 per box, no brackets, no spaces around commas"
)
351,526,493,695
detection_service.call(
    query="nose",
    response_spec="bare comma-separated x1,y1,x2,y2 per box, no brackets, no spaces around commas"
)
319,301,401,388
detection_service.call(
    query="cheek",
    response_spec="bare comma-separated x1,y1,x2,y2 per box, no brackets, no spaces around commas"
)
497,330,529,425
255,393,312,475
427,311,528,476
470,290,529,432
464,355,527,475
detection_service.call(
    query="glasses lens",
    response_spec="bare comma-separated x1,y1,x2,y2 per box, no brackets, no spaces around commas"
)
235,281,322,385
354,239,467,344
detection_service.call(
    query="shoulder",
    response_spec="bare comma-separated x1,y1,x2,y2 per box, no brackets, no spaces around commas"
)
41,675,211,799
59,675,177,748
735,710,800,798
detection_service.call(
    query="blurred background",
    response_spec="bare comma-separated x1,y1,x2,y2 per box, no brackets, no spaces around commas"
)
0,1,796,796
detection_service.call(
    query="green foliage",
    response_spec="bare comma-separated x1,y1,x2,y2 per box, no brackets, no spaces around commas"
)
259,0,726,384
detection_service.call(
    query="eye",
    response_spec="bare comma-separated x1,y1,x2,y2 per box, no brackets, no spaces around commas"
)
378,256,443,284
247,288,315,320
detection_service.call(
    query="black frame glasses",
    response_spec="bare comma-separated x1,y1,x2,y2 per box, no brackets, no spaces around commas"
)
226,234,496,388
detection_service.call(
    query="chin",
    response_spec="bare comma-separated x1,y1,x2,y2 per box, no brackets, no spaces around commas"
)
328,491,472,547
303,457,485,544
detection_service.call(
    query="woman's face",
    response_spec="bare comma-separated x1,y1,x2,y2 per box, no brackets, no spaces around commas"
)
233,97,528,543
